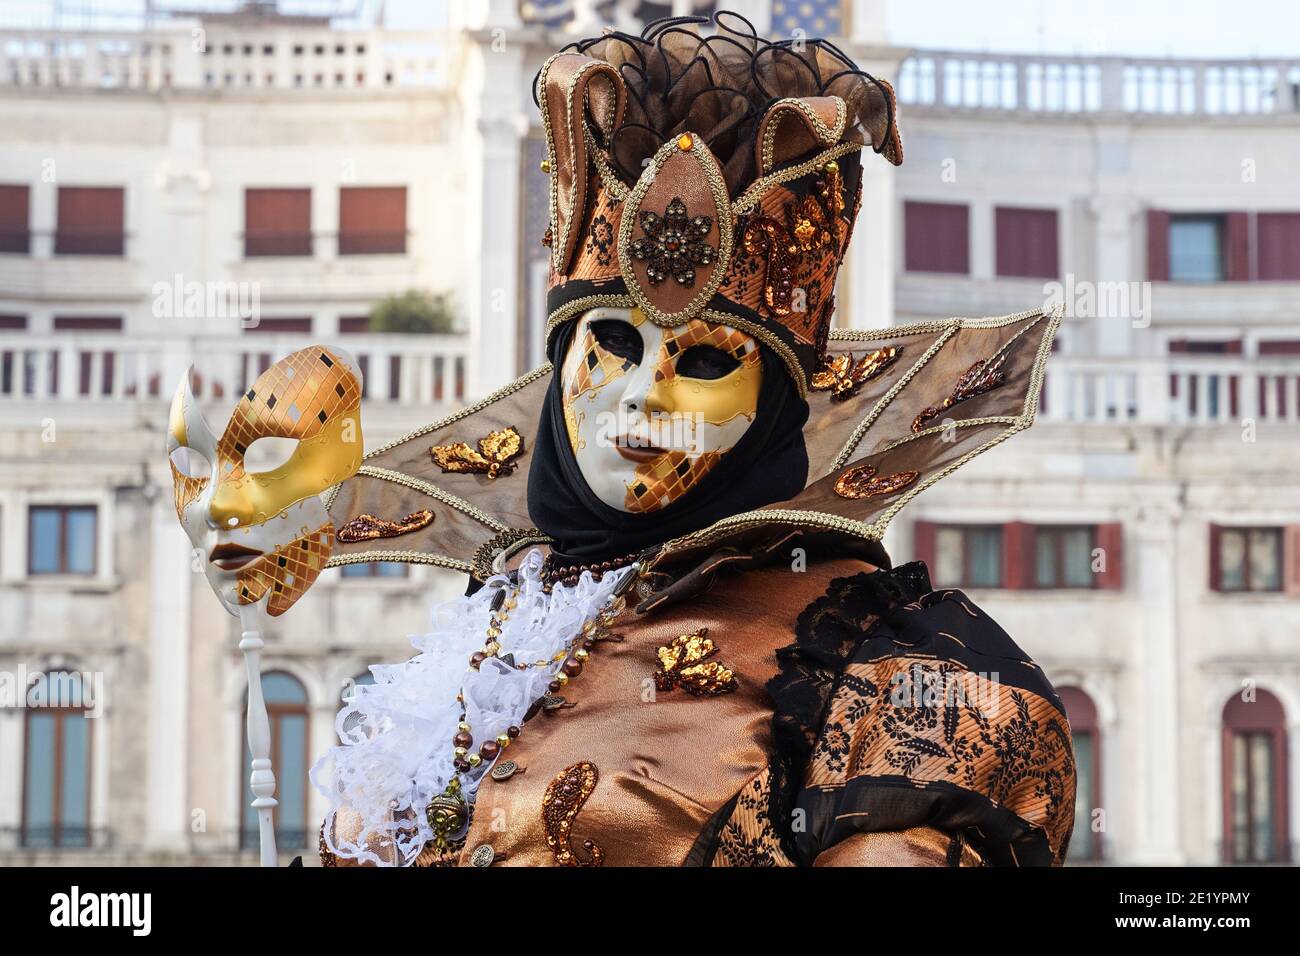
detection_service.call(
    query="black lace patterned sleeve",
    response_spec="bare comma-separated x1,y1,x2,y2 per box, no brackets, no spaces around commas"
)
766,564,1076,867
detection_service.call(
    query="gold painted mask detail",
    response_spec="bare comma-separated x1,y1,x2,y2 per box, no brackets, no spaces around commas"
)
560,307,762,514
166,346,364,617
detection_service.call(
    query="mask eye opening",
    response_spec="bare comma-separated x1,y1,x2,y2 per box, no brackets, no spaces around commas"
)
169,446,212,480
589,318,644,365
674,344,742,381
243,435,301,474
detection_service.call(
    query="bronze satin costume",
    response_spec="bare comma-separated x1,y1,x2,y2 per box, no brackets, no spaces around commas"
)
316,13,1075,867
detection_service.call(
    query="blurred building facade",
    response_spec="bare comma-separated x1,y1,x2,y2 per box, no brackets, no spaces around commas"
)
0,0,1296,865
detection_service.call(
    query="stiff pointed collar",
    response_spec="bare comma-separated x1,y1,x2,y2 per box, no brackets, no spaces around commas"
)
325,307,1060,588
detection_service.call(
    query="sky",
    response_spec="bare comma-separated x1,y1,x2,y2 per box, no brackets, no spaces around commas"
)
4,0,1300,59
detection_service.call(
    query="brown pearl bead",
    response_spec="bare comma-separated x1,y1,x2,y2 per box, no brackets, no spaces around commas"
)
548,680,561,693
453,730,473,749
469,651,486,669
479,741,500,760
562,657,583,677
506,725,520,738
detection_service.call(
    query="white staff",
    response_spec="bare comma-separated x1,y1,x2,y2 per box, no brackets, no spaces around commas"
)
239,599,278,867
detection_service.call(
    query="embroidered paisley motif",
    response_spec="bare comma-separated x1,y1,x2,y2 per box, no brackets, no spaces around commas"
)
336,509,434,543
833,465,920,500
542,762,604,866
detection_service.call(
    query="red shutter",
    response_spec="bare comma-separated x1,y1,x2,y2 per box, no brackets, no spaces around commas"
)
904,201,969,274
339,186,407,254
1002,521,1035,590
1284,525,1300,596
995,206,1059,279
1147,209,1170,281
0,184,30,253
1095,522,1124,590
1224,211,1251,281
245,188,312,256
1209,523,1223,592
1258,213,1300,280
56,186,124,255
913,520,936,573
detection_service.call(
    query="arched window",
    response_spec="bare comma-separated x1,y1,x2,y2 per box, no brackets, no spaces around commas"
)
240,671,309,851
22,671,91,848
1222,688,1290,863
1059,686,1102,862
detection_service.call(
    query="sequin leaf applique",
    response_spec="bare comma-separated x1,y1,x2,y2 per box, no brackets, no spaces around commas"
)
810,346,904,402
430,426,525,478
654,627,738,697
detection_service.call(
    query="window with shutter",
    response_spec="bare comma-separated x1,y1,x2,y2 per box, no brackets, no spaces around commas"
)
244,188,312,257
1168,214,1225,282
995,206,1059,279
1258,213,1300,280
0,184,30,254
903,201,969,274
1146,209,1170,280
1224,211,1251,281
55,186,124,256
933,524,1004,588
1033,525,1098,589
339,186,407,255
1211,526,1283,592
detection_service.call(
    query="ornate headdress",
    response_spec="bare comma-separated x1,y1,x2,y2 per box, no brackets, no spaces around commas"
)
321,15,1059,593
537,13,902,393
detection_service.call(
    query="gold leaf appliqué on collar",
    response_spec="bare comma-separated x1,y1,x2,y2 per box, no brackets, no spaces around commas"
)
430,425,525,478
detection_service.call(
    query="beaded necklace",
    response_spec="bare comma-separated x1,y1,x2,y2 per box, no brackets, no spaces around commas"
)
423,559,642,858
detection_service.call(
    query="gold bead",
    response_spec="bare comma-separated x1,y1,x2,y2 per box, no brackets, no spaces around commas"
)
454,746,468,758
677,133,693,151
458,721,470,733
467,754,482,768
574,648,590,662
485,641,501,656
824,160,838,173
540,159,552,174
486,626,501,639
496,734,511,748
555,672,570,686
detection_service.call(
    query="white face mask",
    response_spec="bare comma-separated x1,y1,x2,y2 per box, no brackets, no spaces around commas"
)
559,307,763,513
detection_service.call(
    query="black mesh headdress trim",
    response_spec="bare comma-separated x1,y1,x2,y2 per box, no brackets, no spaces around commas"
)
531,10,897,196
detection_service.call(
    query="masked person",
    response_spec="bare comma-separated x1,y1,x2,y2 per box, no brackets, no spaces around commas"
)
312,12,1076,867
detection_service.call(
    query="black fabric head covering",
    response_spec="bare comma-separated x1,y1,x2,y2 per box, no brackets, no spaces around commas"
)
528,322,809,562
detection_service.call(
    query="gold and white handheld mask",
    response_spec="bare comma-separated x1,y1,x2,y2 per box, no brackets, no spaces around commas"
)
166,346,363,617
560,307,761,513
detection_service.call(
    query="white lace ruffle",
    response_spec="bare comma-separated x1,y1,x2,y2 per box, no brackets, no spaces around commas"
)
309,548,630,866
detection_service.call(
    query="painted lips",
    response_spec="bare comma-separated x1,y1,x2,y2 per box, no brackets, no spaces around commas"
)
209,542,263,571
614,437,666,463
